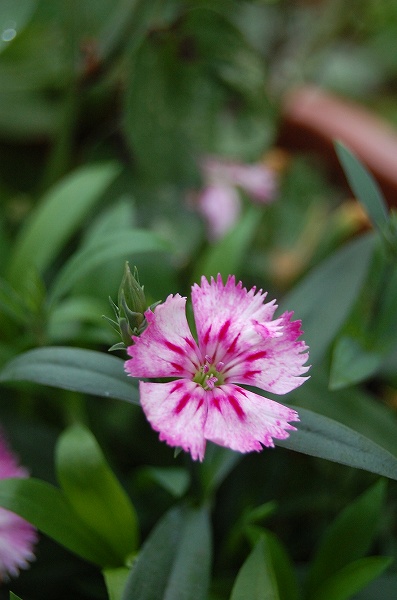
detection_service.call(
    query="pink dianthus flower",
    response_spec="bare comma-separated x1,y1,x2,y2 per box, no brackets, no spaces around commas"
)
195,157,277,240
125,275,309,461
0,432,37,581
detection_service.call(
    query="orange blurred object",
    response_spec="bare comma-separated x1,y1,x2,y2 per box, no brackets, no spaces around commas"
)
277,85,397,207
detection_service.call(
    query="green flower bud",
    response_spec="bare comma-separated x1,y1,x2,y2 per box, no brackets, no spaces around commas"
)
105,263,153,351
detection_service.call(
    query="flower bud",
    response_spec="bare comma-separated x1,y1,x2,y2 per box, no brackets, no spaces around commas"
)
105,263,151,351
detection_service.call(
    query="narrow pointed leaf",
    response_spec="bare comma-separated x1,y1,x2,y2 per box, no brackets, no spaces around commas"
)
49,229,169,301
8,162,120,286
56,424,138,564
103,567,130,600
0,347,138,404
280,233,375,364
122,505,212,600
276,407,397,480
312,556,393,600
306,480,386,594
329,335,382,389
335,141,389,232
0,477,119,566
230,536,279,600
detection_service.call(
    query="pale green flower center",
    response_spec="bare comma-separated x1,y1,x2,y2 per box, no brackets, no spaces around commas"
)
193,356,225,390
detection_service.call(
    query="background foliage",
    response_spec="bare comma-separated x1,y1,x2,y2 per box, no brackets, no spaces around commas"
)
2,0,397,598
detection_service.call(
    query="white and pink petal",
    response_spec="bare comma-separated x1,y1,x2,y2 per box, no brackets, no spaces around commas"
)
139,380,208,461
203,384,299,454
125,294,201,379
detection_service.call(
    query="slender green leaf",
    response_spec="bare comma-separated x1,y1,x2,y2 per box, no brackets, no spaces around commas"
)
49,229,168,301
8,162,120,286
306,480,386,596
280,233,375,364
194,205,260,282
312,556,393,600
276,407,397,480
263,532,299,600
122,505,212,600
329,335,382,389
0,346,138,404
56,424,139,564
335,141,389,232
0,477,119,566
230,536,279,600
103,567,131,600
9,593,23,600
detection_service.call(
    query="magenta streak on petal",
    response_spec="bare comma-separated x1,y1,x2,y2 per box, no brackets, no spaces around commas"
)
212,396,222,412
165,341,185,355
170,381,185,394
175,393,191,414
185,336,197,350
227,394,245,420
203,326,211,345
170,362,185,372
196,398,204,412
243,370,261,379
218,319,231,341
246,350,268,361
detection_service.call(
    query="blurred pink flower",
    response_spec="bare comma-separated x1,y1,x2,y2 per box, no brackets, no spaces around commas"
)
0,432,37,581
195,157,277,240
125,275,309,461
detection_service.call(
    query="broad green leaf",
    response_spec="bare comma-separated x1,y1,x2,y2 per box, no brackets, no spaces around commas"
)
56,424,138,564
0,477,119,566
49,229,168,301
306,480,386,596
0,346,138,404
122,505,212,600
312,556,393,600
230,536,279,600
103,567,131,600
329,335,382,390
276,407,397,480
194,205,260,282
335,141,389,232
8,162,120,286
280,233,375,364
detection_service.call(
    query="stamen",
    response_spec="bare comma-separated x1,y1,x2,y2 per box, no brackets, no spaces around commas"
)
216,361,225,371
202,364,209,374
205,375,218,390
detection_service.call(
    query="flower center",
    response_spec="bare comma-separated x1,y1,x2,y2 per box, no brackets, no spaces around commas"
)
193,355,225,390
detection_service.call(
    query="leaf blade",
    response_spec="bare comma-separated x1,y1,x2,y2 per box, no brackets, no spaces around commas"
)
0,347,138,404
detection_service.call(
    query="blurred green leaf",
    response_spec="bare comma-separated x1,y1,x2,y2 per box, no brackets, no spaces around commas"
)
103,566,130,600
142,466,190,498
311,556,393,600
290,367,397,459
56,424,139,565
194,205,260,282
306,480,386,597
9,593,23,600
0,276,30,325
230,536,279,600
276,407,397,480
49,229,169,301
329,335,382,390
0,0,37,53
201,443,242,497
335,141,389,232
8,162,120,287
0,346,138,403
122,505,212,600
0,477,119,566
280,233,376,364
